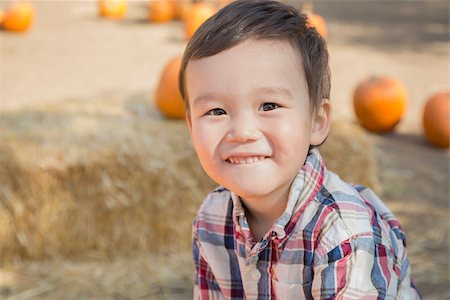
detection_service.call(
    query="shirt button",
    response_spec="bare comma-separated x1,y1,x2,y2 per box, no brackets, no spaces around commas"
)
251,270,261,281
277,230,286,239
260,239,268,248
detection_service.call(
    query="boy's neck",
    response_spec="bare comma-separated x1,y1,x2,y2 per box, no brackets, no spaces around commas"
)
241,185,291,242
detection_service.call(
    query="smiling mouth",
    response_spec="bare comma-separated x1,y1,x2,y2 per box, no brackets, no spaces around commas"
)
226,156,268,164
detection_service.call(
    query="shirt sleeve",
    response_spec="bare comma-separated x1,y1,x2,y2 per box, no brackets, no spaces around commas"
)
395,243,422,299
310,235,422,299
192,218,226,300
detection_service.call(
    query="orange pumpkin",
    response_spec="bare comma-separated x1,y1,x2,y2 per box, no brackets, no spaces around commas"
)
148,1,175,23
173,0,191,20
2,2,35,33
353,77,408,133
306,12,327,38
155,57,185,119
300,2,327,38
0,9,5,26
184,2,216,40
99,0,127,19
423,92,450,148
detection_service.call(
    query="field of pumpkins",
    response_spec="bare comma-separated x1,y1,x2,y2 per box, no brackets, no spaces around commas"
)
0,0,449,299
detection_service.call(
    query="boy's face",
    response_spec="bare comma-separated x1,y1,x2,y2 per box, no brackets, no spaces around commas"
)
185,39,329,201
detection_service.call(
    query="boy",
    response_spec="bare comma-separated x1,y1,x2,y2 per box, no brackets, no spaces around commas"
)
178,0,421,299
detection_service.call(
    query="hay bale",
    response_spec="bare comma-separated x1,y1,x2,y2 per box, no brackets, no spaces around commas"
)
0,253,193,299
320,119,380,191
0,100,216,265
0,98,378,265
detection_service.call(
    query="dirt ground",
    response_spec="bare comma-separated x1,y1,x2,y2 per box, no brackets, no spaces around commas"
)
0,0,449,299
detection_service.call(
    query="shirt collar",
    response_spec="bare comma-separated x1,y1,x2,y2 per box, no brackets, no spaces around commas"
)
231,148,325,237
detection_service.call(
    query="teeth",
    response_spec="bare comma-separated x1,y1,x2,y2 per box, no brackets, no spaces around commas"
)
227,156,266,164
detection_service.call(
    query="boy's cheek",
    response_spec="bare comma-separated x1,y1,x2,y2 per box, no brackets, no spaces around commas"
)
192,131,216,149
190,127,211,147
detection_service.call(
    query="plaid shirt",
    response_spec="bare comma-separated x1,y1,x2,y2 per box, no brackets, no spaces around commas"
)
192,148,421,299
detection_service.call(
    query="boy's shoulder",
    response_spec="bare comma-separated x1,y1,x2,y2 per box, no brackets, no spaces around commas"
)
320,170,398,230
315,170,405,248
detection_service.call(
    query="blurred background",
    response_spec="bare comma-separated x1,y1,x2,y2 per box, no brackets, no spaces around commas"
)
0,0,448,299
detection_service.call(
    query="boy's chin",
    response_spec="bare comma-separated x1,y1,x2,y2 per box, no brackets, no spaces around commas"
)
223,182,286,202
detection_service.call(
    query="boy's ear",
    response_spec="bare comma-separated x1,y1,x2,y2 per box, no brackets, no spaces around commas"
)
310,100,331,146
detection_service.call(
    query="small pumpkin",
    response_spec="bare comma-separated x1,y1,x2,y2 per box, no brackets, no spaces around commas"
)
306,12,327,38
300,2,327,38
173,0,191,20
353,77,408,133
0,9,5,26
99,0,127,19
155,57,185,119
2,2,35,33
148,1,175,23
423,92,449,148
184,2,216,40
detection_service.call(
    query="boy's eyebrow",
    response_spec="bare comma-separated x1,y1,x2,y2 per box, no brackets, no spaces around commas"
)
252,86,293,98
192,87,293,107
192,92,219,107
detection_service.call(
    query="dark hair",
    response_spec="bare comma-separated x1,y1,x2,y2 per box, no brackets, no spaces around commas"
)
179,0,330,113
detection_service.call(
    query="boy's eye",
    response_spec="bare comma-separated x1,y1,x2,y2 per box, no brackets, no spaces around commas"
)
206,108,226,116
260,102,280,111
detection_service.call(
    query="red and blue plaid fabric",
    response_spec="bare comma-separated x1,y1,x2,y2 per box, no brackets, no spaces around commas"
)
192,148,421,299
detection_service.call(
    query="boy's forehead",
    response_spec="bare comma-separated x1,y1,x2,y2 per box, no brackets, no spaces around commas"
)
185,39,307,92
188,39,303,68
185,40,309,105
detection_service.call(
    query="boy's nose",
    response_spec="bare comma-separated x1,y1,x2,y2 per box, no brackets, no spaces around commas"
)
225,115,262,143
